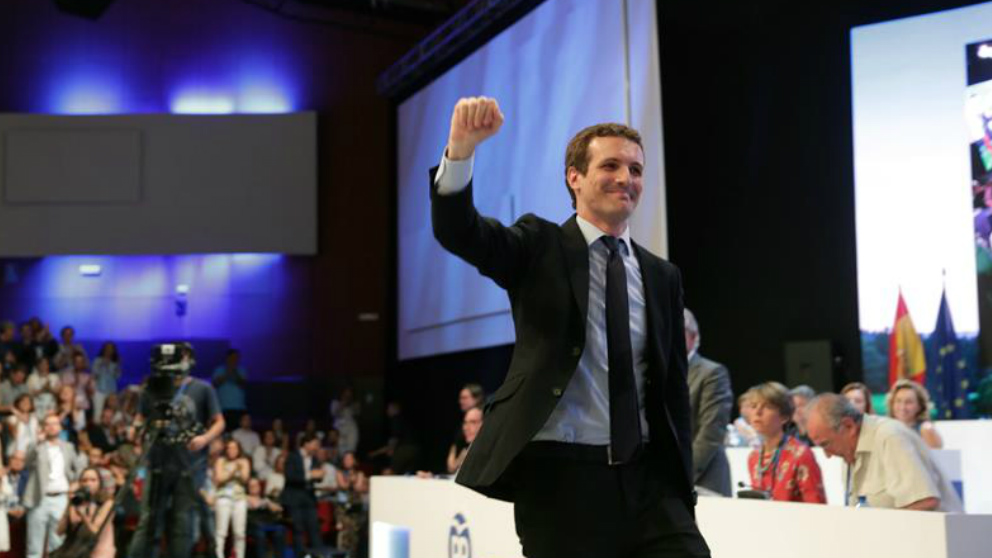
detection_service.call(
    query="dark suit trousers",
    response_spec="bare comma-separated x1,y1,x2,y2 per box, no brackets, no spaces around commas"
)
510,442,710,558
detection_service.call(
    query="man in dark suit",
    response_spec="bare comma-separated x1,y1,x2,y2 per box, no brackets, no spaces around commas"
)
281,434,325,558
684,309,733,496
431,97,709,558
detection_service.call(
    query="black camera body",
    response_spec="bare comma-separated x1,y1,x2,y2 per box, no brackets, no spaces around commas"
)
70,488,91,506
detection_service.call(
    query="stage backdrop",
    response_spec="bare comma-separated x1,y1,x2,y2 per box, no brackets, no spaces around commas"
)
396,0,666,360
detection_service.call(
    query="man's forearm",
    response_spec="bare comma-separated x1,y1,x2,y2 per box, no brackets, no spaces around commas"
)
902,497,940,511
203,414,225,444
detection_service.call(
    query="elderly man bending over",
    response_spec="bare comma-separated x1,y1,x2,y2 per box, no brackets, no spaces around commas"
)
805,393,961,511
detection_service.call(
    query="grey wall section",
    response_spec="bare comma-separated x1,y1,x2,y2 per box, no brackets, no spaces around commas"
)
0,112,317,255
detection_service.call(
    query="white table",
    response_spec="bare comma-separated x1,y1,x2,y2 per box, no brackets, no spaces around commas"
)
370,475,992,558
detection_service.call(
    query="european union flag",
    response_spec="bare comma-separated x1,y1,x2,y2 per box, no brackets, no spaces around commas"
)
929,288,972,419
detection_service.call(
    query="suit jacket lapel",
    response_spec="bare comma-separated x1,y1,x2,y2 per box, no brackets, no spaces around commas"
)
633,241,668,385
561,216,589,321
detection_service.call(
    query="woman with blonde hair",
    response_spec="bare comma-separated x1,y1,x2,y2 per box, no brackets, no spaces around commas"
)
886,379,943,449
746,382,826,503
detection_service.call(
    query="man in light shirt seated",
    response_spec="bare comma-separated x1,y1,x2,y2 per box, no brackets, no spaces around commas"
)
805,393,962,511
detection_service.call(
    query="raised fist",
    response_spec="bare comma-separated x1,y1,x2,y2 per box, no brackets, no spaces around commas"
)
447,96,504,160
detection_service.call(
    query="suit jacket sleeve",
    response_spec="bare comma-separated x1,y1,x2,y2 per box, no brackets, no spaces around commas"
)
285,453,305,486
667,268,694,482
430,167,539,290
692,363,732,479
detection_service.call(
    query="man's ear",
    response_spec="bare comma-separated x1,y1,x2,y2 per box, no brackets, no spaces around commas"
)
567,166,581,194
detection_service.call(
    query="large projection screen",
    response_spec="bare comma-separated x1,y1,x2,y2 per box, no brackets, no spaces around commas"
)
397,0,666,360
851,3,992,391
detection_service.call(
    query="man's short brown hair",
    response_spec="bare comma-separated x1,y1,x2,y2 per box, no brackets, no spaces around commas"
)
563,123,643,209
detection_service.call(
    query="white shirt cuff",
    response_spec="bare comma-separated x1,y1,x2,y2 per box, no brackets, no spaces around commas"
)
435,151,474,195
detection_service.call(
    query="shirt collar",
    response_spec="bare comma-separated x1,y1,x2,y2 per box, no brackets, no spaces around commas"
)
575,215,633,254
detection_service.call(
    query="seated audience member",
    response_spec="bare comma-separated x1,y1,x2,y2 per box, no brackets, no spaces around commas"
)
86,408,120,454
788,384,816,444
25,413,83,558
295,419,324,449
27,357,60,419
60,352,94,413
313,447,339,501
30,322,59,367
17,322,39,372
728,390,760,448
7,451,29,511
330,387,360,456
270,419,289,450
746,382,826,503
7,393,38,457
54,326,88,370
0,365,31,413
281,435,325,558
245,476,284,558
684,309,734,496
450,384,484,451
323,428,342,465
369,401,420,475
886,379,943,449
252,430,281,479
215,439,251,558
334,451,368,556
0,321,20,374
85,447,117,497
232,415,261,458
841,382,874,415
55,466,115,558
446,407,483,475
91,341,122,420
806,393,962,511
56,385,85,445
264,454,286,500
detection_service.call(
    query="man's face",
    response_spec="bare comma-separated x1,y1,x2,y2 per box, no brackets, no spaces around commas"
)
684,330,698,354
43,416,62,440
462,408,483,444
61,327,74,343
806,412,859,463
568,137,644,229
9,452,25,472
305,438,320,455
88,449,104,466
240,414,252,430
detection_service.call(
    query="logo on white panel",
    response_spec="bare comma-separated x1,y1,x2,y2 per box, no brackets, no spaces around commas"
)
448,513,472,558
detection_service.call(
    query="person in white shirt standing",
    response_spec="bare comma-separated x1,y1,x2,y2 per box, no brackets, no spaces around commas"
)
231,415,261,458
23,412,82,558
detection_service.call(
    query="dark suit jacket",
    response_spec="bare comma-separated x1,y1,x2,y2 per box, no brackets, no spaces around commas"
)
281,450,315,508
687,353,733,496
430,169,694,507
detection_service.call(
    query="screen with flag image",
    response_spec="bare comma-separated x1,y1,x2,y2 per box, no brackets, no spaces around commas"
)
851,3,992,418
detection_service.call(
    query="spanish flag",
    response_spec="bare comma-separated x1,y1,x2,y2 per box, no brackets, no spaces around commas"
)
889,291,926,386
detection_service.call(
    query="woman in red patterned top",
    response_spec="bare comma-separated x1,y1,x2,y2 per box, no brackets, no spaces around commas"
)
746,382,826,503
